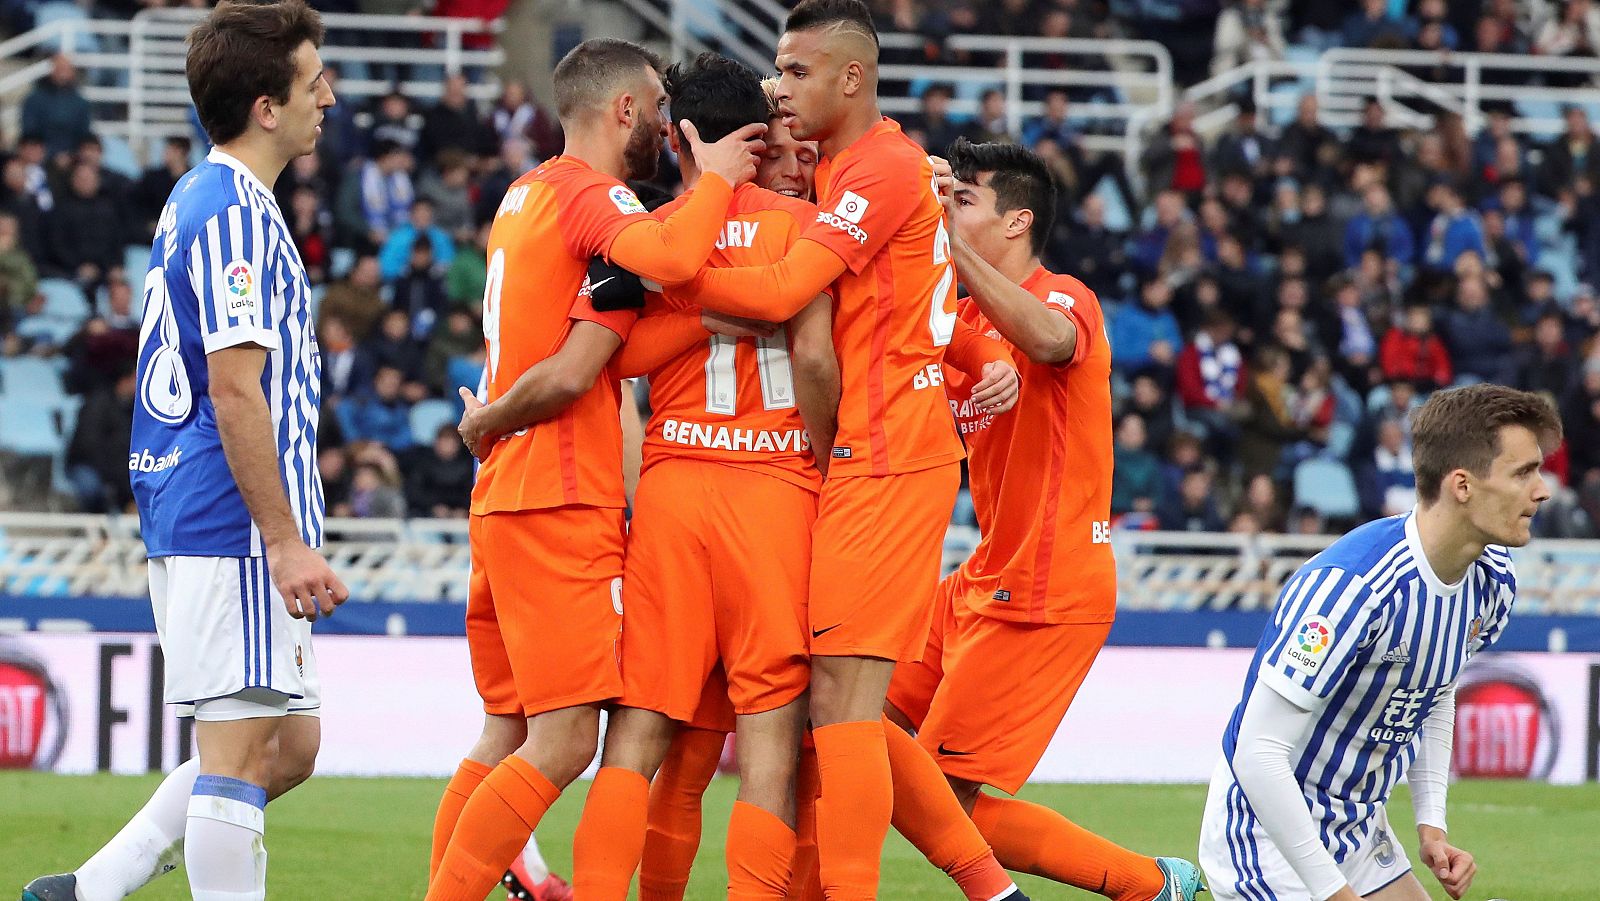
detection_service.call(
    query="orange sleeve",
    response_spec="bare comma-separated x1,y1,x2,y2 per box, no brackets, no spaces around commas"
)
682,238,845,320
1039,279,1102,368
943,316,1014,379
611,309,709,379
606,174,736,284
570,287,638,342
802,151,921,275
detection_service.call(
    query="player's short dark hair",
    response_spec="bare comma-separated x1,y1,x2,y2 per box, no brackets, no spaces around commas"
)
662,53,768,163
1411,384,1562,505
187,0,325,146
785,0,879,48
552,38,664,123
947,137,1057,256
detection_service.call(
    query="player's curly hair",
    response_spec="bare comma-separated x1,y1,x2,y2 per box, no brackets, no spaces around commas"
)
662,53,768,160
187,0,324,146
1411,384,1563,504
947,137,1058,257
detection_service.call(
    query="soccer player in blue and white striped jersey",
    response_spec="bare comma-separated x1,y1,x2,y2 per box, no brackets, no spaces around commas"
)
1199,384,1561,901
23,3,341,901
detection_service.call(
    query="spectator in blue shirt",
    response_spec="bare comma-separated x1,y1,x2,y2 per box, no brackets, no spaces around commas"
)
1131,189,1188,276
1022,89,1081,150
1439,277,1515,384
1342,0,1408,47
1420,179,1487,274
1493,178,1540,265
360,140,415,246
21,55,91,162
379,199,455,282
1343,183,1415,268
1111,276,1183,372
338,365,415,452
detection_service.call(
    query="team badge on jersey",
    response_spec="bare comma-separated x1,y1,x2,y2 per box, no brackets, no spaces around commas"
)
1287,614,1333,674
1045,290,1075,310
222,259,258,317
834,191,869,223
609,185,647,215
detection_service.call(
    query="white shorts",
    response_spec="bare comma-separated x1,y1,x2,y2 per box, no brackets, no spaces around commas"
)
1199,759,1413,901
149,555,321,718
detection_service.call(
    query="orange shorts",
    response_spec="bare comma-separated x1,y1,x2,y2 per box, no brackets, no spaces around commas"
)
808,464,961,661
621,459,814,723
686,664,736,734
467,506,625,718
885,571,1112,794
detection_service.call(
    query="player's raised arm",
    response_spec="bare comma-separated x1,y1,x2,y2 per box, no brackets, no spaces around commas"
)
788,293,840,471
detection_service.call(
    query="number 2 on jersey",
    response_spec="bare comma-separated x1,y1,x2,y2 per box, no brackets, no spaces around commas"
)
929,219,956,346
704,329,796,415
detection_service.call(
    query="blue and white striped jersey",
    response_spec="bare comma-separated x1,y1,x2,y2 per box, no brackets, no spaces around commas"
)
1220,510,1513,862
131,148,323,558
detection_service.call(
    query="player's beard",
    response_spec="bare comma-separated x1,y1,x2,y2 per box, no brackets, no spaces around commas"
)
623,118,660,181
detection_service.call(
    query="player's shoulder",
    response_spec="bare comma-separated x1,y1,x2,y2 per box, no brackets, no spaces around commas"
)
524,156,643,214
1475,544,1517,585
1032,269,1101,313
1302,514,1412,591
833,119,929,181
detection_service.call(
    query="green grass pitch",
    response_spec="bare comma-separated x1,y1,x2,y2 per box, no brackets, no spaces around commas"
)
4,773,1596,899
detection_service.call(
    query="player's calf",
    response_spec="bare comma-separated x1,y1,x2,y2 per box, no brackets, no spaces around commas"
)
521,705,604,788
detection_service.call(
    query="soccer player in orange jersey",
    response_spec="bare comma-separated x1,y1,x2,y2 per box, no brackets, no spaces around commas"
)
568,52,837,901
664,3,1024,897
421,37,768,901
882,139,1205,901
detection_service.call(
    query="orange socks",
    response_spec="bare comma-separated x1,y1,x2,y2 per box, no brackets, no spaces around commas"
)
884,720,1016,901
785,743,824,901
971,794,1164,901
727,801,798,900
812,720,892,901
572,766,652,901
429,758,492,883
425,756,561,901
640,728,727,901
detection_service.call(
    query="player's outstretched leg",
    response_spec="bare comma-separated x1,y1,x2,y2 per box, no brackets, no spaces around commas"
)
639,727,727,901
883,719,1025,901
971,793,1203,901
571,706,678,901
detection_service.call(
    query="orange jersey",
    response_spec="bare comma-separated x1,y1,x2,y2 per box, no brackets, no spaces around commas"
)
471,156,648,515
645,183,822,491
949,268,1116,624
805,118,963,477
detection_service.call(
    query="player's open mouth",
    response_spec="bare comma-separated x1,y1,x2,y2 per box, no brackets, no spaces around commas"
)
776,188,801,197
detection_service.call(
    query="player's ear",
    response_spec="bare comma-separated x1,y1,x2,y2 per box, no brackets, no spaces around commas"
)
614,91,635,130
1008,208,1034,241
1447,468,1472,504
667,122,682,155
253,94,276,132
842,60,863,98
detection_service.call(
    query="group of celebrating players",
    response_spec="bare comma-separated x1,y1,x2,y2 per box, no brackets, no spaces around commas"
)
23,0,1565,899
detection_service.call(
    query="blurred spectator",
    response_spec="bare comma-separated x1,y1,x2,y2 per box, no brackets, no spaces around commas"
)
404,425,474,517
1022,89,1079,151
1111,277,1182,373
1209,99,1274,181
1112,412,1162,516
1126,371,1177,458
1289,505,1327,535
289,185,333,285
363,308,428,391
63,282,138,395
419,74,494,164
1158,466,1226,532
315,65,362,172
1141,102,1207,200
1132,189,1188,275
1562,358,1600,486
66,366,135,514
490,80,563,163
1238,473,1285,532
1494,179,1540,267
1347,98,1403,168
320,446,353,517
379,199,455,281
1517,311,1580,399
475,137,533,225
361,91,421,154
75,136,131,208
904,84,963,156
959,90,1015,145
338,365,414,452
1283,185,1342,282
21,55,91,161
1410,0,1459,49
1533,0,1600,88
1176,309,1246,439
1380,303,1452,390
1056,193,1127,301
48,163,124,289
1420,179,1486,274
129,136,191,238
318,316,372,405
1538,106,1600,198
1210,0,1285,77
446,222,489,312
1238,345,1304,479
1,156,48,264
1324,274,1380,391
1342,0,1408,48
1356,416,1417,517
13,136,54,213
424,307,482,394
349,458,407,518
321,254,386,341
356,141,415,247
393,238,449,340
417,149,474,240
1278,95,1337,182
1440,278,1515,384
1344,184,1414,268
0,211,38,332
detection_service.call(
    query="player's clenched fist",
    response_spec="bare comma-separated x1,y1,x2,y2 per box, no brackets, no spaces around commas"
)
970,360,1020,414
1419,828,1476,900
684,119,766,186
268,539,349,621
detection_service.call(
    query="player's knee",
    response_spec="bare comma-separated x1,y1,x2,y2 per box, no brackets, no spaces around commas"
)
597,707,676,776
522,707,603,787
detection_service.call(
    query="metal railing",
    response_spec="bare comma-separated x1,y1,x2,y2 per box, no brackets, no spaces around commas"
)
0,8,503,167
6,512,1600,614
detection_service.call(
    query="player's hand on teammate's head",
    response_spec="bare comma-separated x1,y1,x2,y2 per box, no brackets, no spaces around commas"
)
970,360,1020,414
267,540,349,621
1418,829,1476,900
701,310,778,338
456,386,493,461
684,119,766,187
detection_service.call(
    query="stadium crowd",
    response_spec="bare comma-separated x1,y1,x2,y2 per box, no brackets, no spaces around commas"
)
4,0,1600,537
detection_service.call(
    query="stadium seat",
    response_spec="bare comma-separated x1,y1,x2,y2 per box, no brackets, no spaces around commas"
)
409,398,458,446
0,397,70,457
1294,458,1360,520
32,0,99,54
99,135,140,180
37,279,90,322
0,357,67,402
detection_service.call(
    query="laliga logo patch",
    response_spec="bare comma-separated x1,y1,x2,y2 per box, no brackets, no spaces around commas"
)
1286,614,1333,675
609,185,646,215
222,259,258,316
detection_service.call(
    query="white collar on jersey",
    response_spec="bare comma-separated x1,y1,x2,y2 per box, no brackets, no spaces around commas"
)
1404,508,1466,595
206,148,276,203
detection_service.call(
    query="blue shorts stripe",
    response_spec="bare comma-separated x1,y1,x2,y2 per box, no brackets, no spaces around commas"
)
192,774,267,809
260,557,272,687
1222,783,1254,901
237,557,251,686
